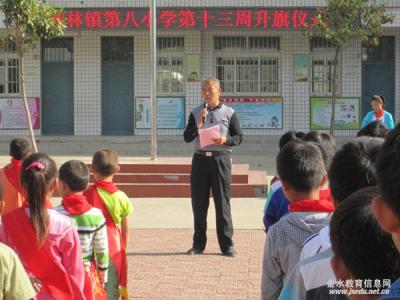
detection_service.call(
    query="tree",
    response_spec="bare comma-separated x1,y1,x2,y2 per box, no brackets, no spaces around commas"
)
1,0,65,152
308,0,393,135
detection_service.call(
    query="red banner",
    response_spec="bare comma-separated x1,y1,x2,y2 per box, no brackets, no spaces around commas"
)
56,8,318,31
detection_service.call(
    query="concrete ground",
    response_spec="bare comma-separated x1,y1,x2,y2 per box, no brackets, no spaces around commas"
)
126,229,264,299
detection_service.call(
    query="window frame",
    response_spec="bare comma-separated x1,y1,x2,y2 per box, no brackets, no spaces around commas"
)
214,36,281,96
156,37,185,96
309,38,342,97
0,45,19,96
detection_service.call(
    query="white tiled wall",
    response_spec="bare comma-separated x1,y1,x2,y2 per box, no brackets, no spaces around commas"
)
1,1,400,137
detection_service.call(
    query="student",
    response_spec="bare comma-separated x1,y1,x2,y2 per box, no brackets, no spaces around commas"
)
331,187,400,299
261,141,334,300
361,95,394,129
0,138,32,214
263,132,335,232
303,131,336,171
373,123,400,299
0,153,87,299
357,120,389,138
84,149,133,300
263,131,305,216
0,182,36,300
301,137,383,260
55,160,109,299
279,137,384,300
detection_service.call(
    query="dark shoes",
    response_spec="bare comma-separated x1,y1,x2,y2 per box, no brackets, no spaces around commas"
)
222,247,237,257
187,248,204,255
187,247,236,256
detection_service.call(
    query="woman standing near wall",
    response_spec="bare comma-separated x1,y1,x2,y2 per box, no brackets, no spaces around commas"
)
361,95,395,129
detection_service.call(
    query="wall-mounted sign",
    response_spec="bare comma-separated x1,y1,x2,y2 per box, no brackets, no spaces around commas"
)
186,54,201,82
135,97,185,129
60,8,318,31
0,97,40,130
222,97,283,129
310,97,360,130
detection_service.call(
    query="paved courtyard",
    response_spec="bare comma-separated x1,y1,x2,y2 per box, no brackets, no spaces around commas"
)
127,229,265,299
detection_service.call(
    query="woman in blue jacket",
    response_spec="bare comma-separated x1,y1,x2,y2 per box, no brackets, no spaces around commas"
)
361,95,395,129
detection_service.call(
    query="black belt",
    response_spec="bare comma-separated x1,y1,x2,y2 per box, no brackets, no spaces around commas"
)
195,150,230,157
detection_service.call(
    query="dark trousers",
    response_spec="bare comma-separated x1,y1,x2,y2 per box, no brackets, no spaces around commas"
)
190,152,234,252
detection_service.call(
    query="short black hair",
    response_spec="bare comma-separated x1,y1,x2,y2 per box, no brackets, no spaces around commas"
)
303,131,336,170
330,187,400,287
9,138,32,160
376,124,400,217
277,141,325,193
92,149,119,177
328,137,383,205
59,160,90,192
357,121,389,139
278,131,305,150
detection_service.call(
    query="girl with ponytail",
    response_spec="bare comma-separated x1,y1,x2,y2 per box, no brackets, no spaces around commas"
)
0,153,87,300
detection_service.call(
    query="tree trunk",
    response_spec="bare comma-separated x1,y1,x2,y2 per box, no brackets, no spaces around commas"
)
19,53,38,152
330,48,340,137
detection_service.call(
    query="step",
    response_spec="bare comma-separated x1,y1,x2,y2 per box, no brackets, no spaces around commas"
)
114,183,266,198
87,163,250,174
109,173,249,184
112,170,267,198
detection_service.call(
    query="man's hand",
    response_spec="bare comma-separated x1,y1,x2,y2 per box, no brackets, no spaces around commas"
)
197,108,208,129
213,136,227,145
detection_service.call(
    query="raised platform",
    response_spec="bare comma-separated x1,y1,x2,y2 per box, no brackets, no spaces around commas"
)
87,158,268,198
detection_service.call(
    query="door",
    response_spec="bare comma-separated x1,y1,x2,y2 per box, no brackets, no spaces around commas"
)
362,36,395,118
101,37,134,135
42,38,74,135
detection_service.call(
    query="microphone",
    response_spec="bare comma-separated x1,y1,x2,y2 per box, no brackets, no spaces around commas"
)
202,102,208,124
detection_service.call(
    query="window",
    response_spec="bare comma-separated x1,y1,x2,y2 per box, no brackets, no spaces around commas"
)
0,40,19,95
310,37,341,96
215,36,280,95
157,37,184,95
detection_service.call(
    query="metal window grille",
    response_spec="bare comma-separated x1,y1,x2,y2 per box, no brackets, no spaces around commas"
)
310,55,341,96
157,37,184,51
156,37,185,95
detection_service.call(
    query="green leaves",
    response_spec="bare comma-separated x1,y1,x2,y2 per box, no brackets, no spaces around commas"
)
1,0,65,53
309,0,393,49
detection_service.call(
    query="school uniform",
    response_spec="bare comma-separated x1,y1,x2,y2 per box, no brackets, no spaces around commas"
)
0,207,87,299
261,199,334,300
263,187,333,232
84,180,133,300
0,159,26,214
361,111,394,129
278,249,345,300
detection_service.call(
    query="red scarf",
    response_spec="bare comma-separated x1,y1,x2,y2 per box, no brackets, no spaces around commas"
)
83,185,128,299
319,188,332,202
2,207,74,298
3,159,25,196
93,180,119,193
62,195,92,215
289,199,335,213
375,110,384,120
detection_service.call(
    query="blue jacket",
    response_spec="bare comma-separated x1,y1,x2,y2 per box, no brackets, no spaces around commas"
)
381,277,400,299
263,187,289,231
361,111,395,129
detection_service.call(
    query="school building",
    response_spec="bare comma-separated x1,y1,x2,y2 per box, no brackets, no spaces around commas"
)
0,0,399,137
